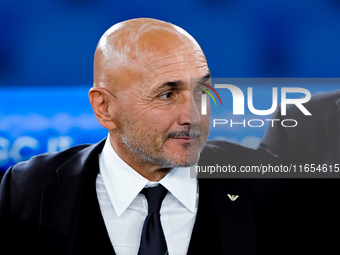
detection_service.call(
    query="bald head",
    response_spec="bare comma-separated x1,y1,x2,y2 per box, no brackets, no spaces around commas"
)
93,18,204,90
90,18,210,180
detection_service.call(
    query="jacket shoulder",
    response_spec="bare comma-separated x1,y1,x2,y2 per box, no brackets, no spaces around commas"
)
200,140,278,165
309,89,340,105
7,144,92,187
287,89,340,118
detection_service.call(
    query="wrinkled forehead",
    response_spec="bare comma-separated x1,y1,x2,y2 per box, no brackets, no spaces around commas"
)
139,30,205,69
135,30,207,87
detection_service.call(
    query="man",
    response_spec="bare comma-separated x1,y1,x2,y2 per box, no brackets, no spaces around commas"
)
261,90,340,166
261,90,340,255
0,18,290,255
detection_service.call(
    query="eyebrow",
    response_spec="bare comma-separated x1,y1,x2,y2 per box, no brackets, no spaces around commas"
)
158,80,185,90
157,71,212,90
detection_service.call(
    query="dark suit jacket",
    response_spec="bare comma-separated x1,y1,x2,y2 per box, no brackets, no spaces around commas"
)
261,89,340,255
0,139,293,254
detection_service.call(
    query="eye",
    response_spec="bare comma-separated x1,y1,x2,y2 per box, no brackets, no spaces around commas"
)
197,87,208,95
159,91,174,99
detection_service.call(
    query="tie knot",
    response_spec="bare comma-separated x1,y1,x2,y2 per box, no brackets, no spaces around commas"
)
142,185,168,213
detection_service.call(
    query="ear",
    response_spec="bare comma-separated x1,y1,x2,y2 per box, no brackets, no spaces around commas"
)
89,87,117,130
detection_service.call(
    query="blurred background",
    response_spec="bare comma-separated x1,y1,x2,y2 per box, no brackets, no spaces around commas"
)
1,0,340,175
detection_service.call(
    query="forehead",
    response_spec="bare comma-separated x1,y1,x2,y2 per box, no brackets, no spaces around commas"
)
134,28,203,65
139,44,209,89
101,25,209,92
145,47,207,70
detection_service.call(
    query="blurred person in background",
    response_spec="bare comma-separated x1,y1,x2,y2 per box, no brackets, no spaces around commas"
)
261,90,340,255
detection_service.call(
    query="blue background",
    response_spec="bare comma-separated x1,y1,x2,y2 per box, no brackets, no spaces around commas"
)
1,0,340,172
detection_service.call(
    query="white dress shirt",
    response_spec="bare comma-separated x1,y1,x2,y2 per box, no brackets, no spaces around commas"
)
96,135,198,255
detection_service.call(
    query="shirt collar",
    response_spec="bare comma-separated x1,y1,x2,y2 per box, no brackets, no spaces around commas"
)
99,135,198,217
159,166,197,213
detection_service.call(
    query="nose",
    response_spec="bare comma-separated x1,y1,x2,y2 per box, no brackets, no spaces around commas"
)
177,91,201,127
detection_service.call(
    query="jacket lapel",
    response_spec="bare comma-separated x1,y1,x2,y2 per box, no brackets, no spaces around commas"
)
39,175,85,255
188,179,257,255
187,179,222,254
39,140,111,255
325,98,340,164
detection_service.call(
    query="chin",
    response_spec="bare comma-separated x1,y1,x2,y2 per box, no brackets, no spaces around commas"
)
161,140,204,167
166,150,200,167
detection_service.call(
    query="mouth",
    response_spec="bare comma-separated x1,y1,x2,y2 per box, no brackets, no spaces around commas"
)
165,130,202,143
170,136,191,142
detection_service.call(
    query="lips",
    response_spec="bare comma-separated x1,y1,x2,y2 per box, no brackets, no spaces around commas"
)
171,136,191,140
165,130,202,140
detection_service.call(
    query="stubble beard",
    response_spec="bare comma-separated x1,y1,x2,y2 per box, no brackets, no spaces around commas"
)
116,119,205,168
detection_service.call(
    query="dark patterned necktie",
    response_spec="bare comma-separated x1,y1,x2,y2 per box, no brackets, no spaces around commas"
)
138,185,168,255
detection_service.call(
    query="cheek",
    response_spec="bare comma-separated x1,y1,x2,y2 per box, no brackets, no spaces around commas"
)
152,112,176,133
118,94,178,134
201,113,210,133
123,105,175,134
